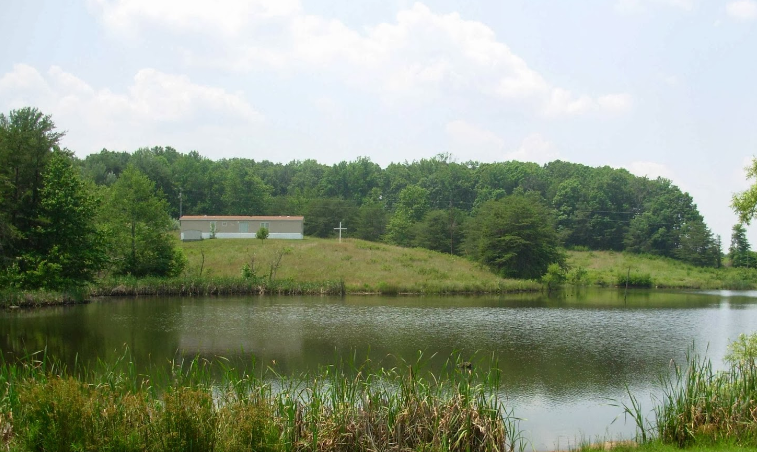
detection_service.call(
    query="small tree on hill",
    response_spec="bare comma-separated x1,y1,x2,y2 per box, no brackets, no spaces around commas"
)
257,226,269,243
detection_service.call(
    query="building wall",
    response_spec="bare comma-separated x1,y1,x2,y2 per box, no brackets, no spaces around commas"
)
180,217,303,240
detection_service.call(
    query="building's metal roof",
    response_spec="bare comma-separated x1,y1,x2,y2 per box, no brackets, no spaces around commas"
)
180,215,304,221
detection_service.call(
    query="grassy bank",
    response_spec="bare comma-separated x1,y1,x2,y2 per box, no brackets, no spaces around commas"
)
0,288,88,309
567,250,757,290
177,237,541,295
0,352,522,452
90,276,347,297
9,242,757,306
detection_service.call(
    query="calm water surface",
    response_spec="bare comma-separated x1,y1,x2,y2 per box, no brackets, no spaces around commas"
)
3,289,757,450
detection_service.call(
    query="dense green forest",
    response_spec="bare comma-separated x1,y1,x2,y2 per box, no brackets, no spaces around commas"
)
75,130,723,267
0,107,739,290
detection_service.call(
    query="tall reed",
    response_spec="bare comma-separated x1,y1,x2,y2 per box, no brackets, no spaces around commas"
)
615,340,757,448
654,349,757,447
0,350,523,452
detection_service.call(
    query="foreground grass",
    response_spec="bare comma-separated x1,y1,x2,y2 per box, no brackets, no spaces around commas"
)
0,352,523,452
178,237,540,295
608,334,757,452
567,250,757,290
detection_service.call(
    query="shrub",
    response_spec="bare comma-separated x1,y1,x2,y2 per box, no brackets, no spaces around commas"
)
616,272,653,288
541,263,566,291
567,266,588,285
257,227,269,242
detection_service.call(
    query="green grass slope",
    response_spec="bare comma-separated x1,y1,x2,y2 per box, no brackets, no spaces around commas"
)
179,237,541,294
568,250,757,290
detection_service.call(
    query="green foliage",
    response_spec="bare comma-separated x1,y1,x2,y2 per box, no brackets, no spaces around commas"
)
675,220,719,267
0,110,107,290
541,263,566,290
0,107,64,267
732,157,757,225
241,263,254,279
102,165,185,277
222,159,272,215
567,266,588,284
465,194,564,279
625,178,707,261
729,223,752,268
616,271,653,288
256,226,269,242
17,150,107,289
413,208,467,255
385,185,430,247
77,145,718,269
654,346,757,447
2,353,520,452
303,198,357,238
353,201,388,241
725,332,757,365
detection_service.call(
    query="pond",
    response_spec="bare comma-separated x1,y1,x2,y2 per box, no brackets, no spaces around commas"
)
2,289,757,450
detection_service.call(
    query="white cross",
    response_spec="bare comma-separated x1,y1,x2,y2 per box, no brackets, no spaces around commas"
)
334,221,347,243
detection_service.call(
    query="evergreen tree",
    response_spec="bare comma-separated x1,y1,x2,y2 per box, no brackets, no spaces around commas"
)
675,220,718,267
0,107,64,264
730,223,751,268
11,150,107,289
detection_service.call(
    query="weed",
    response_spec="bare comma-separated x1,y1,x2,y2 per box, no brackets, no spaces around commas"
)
0,351,524,452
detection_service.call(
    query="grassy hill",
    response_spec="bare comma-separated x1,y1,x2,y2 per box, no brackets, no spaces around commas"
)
178,239,757,293
567,250,757,290
179,237,541,294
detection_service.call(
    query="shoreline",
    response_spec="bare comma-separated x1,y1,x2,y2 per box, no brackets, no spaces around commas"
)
4,279,756,310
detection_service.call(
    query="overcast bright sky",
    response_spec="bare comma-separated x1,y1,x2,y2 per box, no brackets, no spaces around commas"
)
1,0,756,243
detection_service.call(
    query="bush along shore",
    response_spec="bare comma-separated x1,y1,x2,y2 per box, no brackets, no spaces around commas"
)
0,351,524,452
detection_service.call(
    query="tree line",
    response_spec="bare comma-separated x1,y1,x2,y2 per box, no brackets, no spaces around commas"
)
0,107,748,289
78,131,725,268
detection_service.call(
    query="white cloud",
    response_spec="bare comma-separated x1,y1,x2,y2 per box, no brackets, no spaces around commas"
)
660,74,679,86
727,1,757,20
446,119,505,149
626,161,676,180
93,1,631,117
90,0,301,36
504,134,559,164
615,0,694,13
0,64,263,155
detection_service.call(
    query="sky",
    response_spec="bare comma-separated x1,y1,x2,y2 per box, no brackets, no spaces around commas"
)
1,0,756,244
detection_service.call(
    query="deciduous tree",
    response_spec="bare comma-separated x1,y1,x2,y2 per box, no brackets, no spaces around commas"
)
102,165,185,277
465,194,563,279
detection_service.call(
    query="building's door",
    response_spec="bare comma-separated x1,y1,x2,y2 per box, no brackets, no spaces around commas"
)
239,222,249,233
